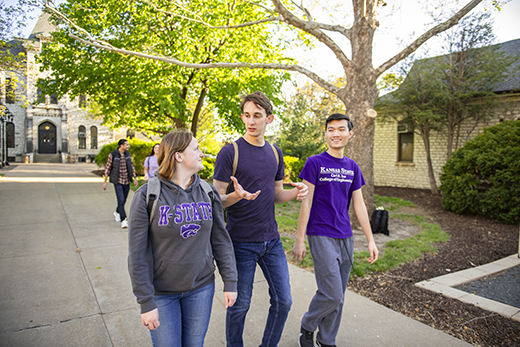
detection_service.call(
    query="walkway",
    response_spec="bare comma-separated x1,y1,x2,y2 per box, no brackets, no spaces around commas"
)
0,163,472,346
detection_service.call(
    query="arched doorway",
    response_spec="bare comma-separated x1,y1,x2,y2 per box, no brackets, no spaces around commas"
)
38,121,57,154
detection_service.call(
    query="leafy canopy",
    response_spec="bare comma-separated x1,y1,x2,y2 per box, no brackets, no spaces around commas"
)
37,0,292,135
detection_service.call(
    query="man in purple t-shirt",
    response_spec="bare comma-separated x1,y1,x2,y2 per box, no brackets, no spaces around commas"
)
293,113,379,347
213,91,308,347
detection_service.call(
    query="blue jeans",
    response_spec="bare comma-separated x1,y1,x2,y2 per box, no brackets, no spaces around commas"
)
226,237,292,347
150,282,215,347
113,183,130,220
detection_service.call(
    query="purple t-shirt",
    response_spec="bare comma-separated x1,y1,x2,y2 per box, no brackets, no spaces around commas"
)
213,137,284,242
299,151,365,238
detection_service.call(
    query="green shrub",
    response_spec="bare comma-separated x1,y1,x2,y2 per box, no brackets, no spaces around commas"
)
95,139,158,176
200,157,215,179
284,155,304,182
440,120,520,224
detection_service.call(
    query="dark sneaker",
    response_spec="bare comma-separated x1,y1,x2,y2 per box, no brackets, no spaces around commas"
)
316,340,337,347
299,326,314,347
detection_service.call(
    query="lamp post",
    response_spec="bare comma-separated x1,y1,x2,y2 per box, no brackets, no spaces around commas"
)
0,104,14,168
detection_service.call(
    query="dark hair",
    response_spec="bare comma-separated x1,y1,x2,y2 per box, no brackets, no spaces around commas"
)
148,143,160,157
325,113,353,131
240,91,273,115
156,130,193,180
118,139,128,148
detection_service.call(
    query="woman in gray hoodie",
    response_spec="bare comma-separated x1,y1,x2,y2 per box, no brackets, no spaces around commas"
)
128,130,237,347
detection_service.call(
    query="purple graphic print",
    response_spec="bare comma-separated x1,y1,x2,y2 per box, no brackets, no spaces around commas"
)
181,224,201,239
158,201,212,226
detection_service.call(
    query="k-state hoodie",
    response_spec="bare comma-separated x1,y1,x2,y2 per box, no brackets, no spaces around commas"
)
128,174,237,314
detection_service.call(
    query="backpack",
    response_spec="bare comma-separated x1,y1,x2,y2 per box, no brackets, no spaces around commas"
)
146,176,214,223
225,140,279,194
370,208,389,236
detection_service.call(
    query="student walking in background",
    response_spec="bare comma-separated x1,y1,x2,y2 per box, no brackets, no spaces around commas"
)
213,91,308,347
293,113,379,347
128,130,237,347
103,139,138,229
144,143,160,181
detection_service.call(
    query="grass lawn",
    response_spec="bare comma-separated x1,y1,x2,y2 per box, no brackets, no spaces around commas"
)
275,194,449,277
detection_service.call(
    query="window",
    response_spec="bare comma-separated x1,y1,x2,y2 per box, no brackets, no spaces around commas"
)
6,122,15,148
5,78,15,104
78,125,86,149
90,126,98,149
79,94,87,108
50,93,58,104
36,84,45,104
397,122,413,162
126,129,135,139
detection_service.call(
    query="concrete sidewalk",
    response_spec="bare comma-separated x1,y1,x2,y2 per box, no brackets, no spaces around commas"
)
0,163,472,347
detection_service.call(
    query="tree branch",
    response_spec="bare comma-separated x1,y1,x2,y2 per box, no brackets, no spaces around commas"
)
270,0,353,73
44,0,341,95
69,33,339,95
374,0,483,77
142,0,283,29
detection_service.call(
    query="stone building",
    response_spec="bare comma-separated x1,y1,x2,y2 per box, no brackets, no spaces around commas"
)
0,13,146,165
373,38,520,190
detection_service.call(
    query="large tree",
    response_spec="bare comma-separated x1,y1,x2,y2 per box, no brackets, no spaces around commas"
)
43,0,500,215
38,0,291,136
432,12,514,159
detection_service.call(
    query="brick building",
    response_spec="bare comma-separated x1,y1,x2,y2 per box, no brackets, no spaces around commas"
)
373,38,520,190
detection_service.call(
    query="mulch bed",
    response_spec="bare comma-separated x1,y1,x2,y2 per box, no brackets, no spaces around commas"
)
348,186,520,346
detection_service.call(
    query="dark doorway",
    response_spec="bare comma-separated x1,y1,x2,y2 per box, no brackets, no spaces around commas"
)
38,122,57,154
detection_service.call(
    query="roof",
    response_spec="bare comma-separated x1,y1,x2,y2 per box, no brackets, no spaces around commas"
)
2,39,24,57
379,38,520,104
492,38,520,92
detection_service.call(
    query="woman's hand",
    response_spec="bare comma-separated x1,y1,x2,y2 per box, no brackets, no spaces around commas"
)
141,308,160,330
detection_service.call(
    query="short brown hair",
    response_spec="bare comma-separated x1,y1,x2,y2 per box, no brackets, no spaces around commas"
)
156,130,193,180
240,91,273,116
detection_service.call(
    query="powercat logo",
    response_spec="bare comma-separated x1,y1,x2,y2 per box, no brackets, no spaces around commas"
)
181,224,201,239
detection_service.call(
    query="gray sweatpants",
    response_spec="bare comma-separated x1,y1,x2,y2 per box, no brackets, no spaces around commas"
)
301,235,354,345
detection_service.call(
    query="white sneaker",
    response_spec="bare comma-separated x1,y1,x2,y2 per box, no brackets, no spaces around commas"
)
114,211,121,222
121,219,128,229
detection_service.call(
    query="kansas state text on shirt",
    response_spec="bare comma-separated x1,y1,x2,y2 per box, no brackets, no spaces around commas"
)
319,166,354,183
158,202,212,226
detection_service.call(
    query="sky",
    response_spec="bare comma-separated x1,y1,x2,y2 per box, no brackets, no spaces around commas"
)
13,0,520,89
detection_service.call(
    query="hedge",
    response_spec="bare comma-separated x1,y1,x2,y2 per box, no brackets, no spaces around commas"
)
95,139,158,176
440,120,520,224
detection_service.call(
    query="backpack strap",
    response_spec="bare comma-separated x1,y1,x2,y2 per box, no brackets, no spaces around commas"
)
199,180,214,201
270,142,279,166
146,176,161,223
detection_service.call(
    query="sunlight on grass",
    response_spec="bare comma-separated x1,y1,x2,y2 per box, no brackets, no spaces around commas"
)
275,200,300,231
375,194,415,211
352,214,449,277
274,196,450,279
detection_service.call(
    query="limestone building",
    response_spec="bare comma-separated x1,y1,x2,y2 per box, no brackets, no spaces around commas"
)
0,14,144,165
373,38,520,190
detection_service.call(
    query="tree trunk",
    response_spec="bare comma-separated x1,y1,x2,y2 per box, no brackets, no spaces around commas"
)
343,4,380,229
190,86,208,137
420,126,439,195
446,116,455,160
